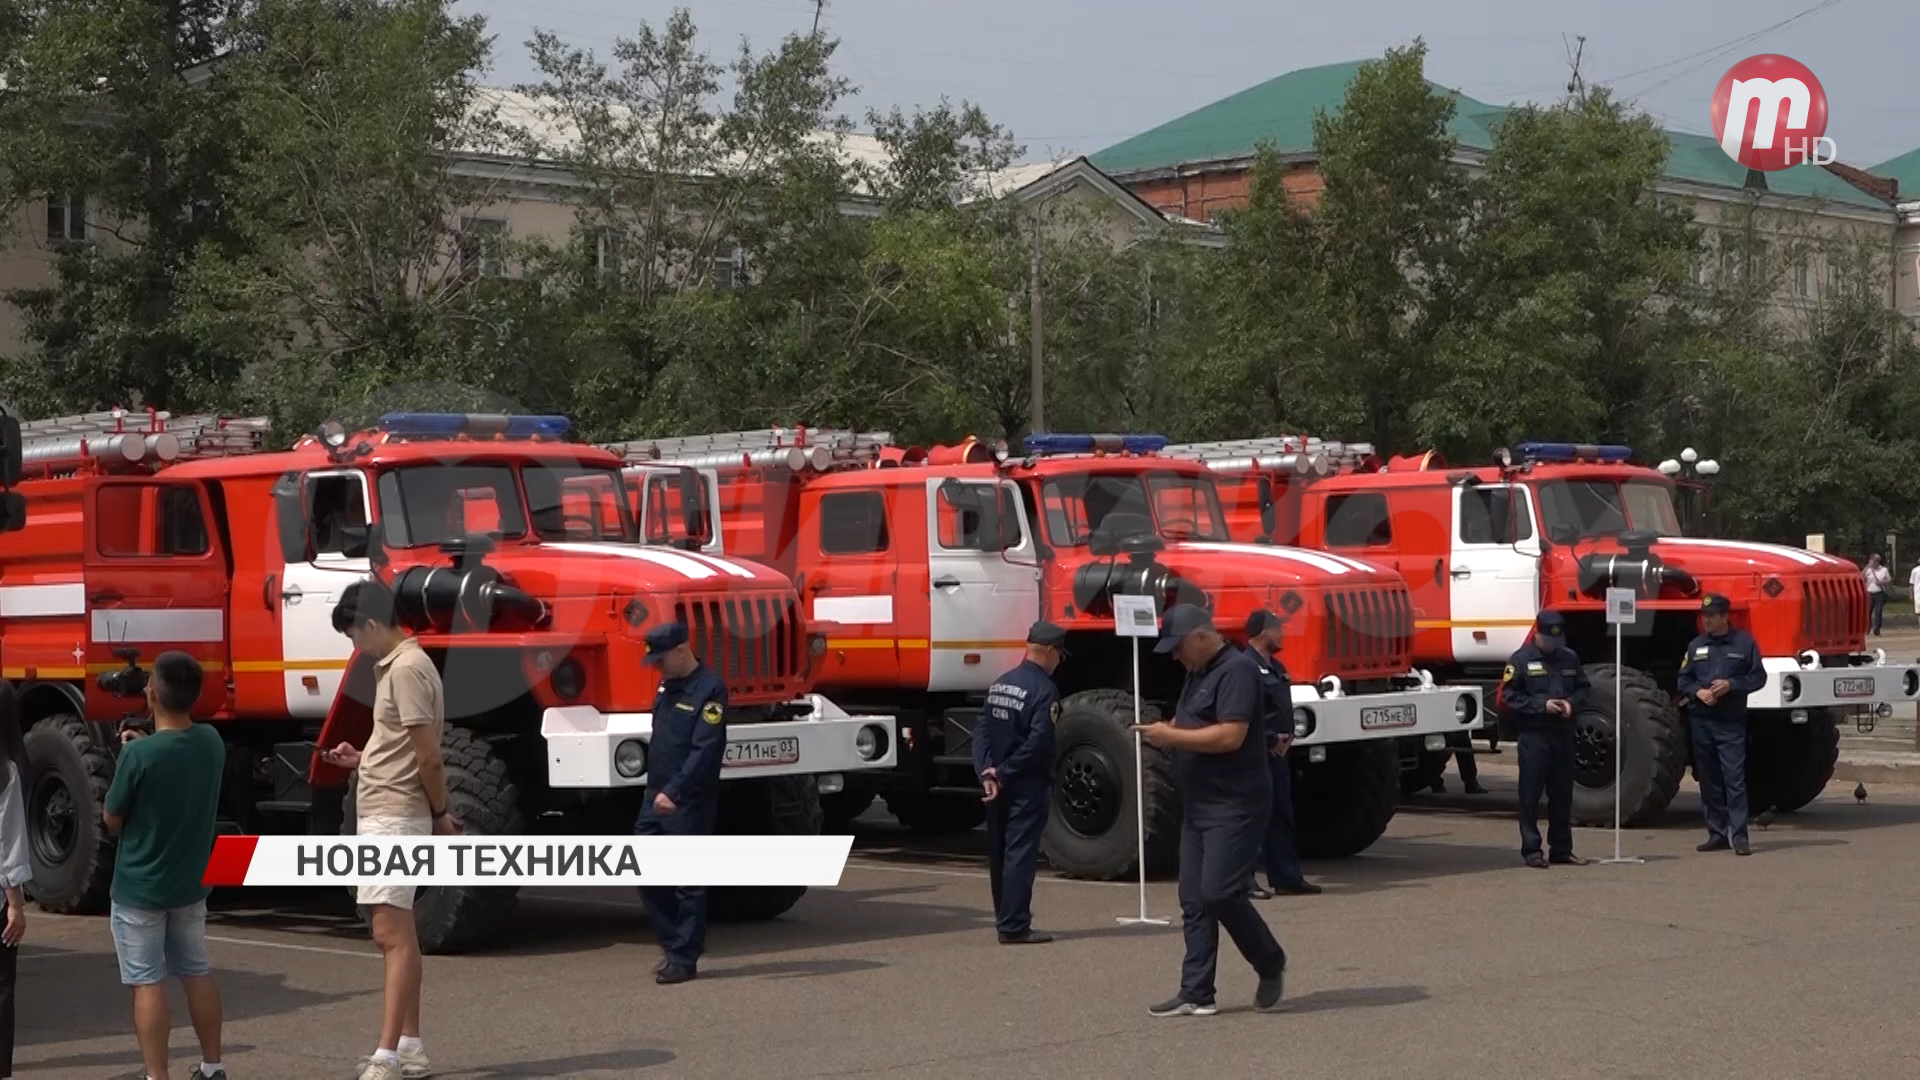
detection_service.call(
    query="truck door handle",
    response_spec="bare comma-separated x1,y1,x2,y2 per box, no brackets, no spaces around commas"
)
933,576,961,589
281,584,304,605
88,590,123,605
1450,568,1471,579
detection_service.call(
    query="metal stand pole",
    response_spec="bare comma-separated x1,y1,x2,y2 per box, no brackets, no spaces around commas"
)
1118,638,1170,925
1601,623,1643,865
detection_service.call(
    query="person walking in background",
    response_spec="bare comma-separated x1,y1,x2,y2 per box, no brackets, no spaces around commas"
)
103,652,227,1080
1864,554,1891,635
1908,559,1920,617
0,682,31,1080
324,579,459,1080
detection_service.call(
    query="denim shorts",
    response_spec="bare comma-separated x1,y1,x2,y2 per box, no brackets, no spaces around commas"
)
110,899,212,986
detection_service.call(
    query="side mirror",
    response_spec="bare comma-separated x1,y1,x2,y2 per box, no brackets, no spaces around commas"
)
1486,488,1512,543
365,522,389,569
0,411,20,487
338,524,370,559
677,468,712,548
271,472,311,564
1549,522,1578,546
0,491,24,533
1257,478,1277,537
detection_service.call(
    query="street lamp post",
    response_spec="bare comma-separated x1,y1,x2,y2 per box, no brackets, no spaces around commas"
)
1657,447,1721,536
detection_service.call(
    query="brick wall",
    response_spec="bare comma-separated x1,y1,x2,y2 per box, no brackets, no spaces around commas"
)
1121,162,1325,222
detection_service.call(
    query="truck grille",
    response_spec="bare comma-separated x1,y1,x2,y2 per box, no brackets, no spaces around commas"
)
1801,576,1866,652
676,593,802,690
1323,586,1413,670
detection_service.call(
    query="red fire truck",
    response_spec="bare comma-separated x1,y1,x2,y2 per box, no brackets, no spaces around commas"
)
606,428,1485,879
1164,434,1916,826
0,408,895,952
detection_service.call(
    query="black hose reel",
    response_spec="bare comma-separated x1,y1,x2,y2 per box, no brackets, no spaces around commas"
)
391,534,552,634
1072,526,1208,618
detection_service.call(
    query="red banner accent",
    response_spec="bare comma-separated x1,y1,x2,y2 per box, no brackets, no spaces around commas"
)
202,835,261,886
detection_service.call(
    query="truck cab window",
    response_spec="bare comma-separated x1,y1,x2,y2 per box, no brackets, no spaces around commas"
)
819,491,890,554
95,483,209,557
1324,493,1393,548
305,474,368,556
524,465,634,543
376,465,527,549
936,485,1022,552
1459,487,1534,545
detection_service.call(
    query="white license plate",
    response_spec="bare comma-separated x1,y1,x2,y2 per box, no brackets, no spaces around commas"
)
1834,677,1875,699
1360,705,1417,730
725,737,800,769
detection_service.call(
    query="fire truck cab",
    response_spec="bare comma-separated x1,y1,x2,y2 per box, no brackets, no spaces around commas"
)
608,428,1484,880
0,409,895,953
1186,435,1916,827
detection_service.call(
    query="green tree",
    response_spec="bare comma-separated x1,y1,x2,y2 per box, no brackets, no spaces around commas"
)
0,0,244,412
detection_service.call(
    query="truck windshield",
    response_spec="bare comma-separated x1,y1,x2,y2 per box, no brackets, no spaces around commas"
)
524,464,635,543
1537,479,1681,539
376,464,528,548
1039,471,1229,547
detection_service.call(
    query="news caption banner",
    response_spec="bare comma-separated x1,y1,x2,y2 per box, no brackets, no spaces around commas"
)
203,835,856,887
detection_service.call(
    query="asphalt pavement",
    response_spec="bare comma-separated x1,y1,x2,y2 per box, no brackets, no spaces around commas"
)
14,771,1920,1079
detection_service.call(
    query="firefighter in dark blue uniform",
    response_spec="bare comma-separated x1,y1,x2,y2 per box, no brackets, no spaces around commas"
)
974,621,1067,945
1676,594,1766,856
1135,605,1287,1017
1241,609,1320,899
1498,610,1590,869
633,622,728,984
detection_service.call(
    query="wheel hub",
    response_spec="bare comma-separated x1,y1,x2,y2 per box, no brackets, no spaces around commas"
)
1573,711,1616,790
30,773,77,866
1054,743,1122,839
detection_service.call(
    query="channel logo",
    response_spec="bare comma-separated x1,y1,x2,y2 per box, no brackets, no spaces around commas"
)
1709,54,1834,172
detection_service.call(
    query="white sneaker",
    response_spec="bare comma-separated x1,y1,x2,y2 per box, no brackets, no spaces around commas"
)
356,1049,430,1079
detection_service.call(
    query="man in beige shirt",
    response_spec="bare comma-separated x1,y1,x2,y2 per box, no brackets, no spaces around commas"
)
322,578,460,1080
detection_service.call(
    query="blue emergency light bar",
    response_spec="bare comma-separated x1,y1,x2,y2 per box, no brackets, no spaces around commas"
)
1024,433,1169,456
1514,441,1634,464
378,413,573,440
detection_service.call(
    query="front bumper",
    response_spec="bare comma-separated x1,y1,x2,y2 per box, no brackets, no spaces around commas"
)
1289,672,1485,749
1747,652,1920,711
540,694,899,789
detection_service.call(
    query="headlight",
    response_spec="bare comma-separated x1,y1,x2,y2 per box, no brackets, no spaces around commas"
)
1789,709,1809,724
855,724,888,762
1454,695,1478,724
810,634,828,657
1292,707,1315,739
551,659,587,700
1780,675,1799,703
614,739,647,778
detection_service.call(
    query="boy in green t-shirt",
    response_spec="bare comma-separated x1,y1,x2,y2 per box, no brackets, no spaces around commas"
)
103,651,228,1080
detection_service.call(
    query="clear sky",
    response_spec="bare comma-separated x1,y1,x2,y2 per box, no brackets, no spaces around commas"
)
457,0,1920,169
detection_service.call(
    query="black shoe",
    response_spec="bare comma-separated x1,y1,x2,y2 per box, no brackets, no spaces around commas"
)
1274,881,1322,895
1525,854,1548,869
1254,967,1286,1011
1430,779,1446,793
1549,853,1588,866
656,964,697,984
1148,995,1218,1017
1463,782,1490,795
998,930,1054,945
1247,883,1276,900
1697,837,1730,853
1733,839,1752,856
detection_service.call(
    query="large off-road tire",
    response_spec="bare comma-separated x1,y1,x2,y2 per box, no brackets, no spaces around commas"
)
882,792,987,834
1745,707,1841,815
1294,741,1399,859
708,774,824,922
1040,689,1180,880
820,790,876,831
342,725,524,955
23,714,116,914
1571,664,1685,828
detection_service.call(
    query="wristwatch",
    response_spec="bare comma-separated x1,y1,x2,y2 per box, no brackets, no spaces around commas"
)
430,807,449,820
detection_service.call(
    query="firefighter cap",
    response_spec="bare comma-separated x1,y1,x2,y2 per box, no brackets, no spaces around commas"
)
1534,610,1567,638
643,622,690,664
1027,620,1070,656
1154,604,1214,654
1245,608,1283,639
1700,594,1731,615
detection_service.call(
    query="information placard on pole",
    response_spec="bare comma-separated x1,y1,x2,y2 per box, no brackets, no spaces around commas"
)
1601,588,1644,866
1112,595,1171,926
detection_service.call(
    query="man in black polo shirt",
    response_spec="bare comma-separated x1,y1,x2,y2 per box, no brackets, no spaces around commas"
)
1133,604,1287,1017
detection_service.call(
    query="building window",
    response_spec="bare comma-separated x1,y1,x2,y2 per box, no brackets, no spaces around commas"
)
1748,239,1769,282
1719,245,1740,286
458,217,508,278
710,242,743,291
1793,258,1811,299
46,193,87,244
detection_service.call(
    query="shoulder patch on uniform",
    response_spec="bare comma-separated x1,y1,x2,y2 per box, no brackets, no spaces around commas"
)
702,701,724,725
1050,701,1061,725
1501,664,1515,683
